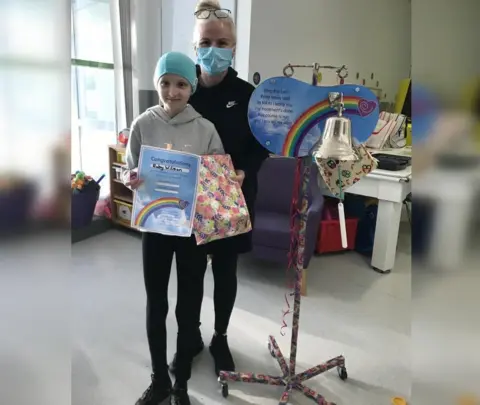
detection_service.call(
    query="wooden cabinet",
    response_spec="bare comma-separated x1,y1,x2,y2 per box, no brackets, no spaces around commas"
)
108,145,136,230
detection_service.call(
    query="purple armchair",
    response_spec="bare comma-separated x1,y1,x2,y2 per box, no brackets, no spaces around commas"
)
252,157,324,269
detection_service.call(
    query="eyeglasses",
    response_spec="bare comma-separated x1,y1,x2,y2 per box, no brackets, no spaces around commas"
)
194,8,231,19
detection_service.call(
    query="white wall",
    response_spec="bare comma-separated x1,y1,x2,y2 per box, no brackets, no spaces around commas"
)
412,0,479,105
133,0,412,102
246,0,411,102
133,0,162,91
233,0,252,81
133,0,480,107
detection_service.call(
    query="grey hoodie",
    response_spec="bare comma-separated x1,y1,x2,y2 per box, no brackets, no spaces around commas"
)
123,105,224,182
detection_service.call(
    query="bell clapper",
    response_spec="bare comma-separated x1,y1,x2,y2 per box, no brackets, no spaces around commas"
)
336,164,348,249
337,201,348,248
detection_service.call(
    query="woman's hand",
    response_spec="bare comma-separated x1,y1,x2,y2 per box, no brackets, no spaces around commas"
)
231,170,245,187
125,169,144,190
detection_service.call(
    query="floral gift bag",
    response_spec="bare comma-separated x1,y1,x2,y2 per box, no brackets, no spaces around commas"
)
317,144,378,197
193,155,252,245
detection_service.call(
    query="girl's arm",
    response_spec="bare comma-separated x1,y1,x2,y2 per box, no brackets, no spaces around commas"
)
122,120,142,186
207,126,225,155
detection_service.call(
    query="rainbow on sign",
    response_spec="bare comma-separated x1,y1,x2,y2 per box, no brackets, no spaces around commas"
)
134,197,189,227
248,77,380,157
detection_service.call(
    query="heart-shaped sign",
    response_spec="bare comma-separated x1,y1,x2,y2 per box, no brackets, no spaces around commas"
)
358,99,377,117
248,77,380,157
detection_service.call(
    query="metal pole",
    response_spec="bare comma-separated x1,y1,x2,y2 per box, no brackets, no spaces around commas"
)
288,153,311,382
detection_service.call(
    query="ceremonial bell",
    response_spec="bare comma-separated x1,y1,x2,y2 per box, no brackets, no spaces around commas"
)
312,92,358,162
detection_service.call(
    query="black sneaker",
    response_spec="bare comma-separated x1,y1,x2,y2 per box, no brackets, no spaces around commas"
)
135,374,171,405
170,386,190,405
169,338,204,375
209,333,235,376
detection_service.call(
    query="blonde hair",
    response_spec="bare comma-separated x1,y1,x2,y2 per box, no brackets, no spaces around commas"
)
195,0,222,12
193,0,237,46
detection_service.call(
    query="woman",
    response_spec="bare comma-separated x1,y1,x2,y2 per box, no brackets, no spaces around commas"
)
169,0,269,377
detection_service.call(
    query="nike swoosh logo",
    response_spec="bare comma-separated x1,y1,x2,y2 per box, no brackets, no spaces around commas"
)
226,101,237,108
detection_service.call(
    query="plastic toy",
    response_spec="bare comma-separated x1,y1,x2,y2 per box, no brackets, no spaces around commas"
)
71,172,104,194
72,171,90,192
118,128,130,146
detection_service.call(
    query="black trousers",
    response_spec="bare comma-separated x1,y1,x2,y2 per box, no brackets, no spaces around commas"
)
211,251,239,335
142,232,207,383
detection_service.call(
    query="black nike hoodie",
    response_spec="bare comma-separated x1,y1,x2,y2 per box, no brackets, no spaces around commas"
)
189,66,269,254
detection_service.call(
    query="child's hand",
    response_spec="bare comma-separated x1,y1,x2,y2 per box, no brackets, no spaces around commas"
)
231,170,245,187
125,169,143,189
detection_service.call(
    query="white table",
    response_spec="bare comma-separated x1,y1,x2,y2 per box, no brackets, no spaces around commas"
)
319,149,412,273
414,164,480,270
346,166,411,273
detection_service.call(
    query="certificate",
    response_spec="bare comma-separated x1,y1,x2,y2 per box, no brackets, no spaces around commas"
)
131,146,200,237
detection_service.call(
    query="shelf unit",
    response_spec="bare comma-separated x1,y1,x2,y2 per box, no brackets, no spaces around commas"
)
108,144,136,230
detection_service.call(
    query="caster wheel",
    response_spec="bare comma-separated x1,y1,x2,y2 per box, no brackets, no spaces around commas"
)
221,383,229,398
337,366,348,381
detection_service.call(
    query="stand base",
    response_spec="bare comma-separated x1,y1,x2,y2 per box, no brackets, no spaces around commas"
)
218,335,347,405
372,266,392,274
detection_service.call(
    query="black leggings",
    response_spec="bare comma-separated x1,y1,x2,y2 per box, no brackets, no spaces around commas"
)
142,232,207,383
211,252,238,335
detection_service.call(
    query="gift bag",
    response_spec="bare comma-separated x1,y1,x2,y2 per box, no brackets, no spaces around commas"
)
317,144,378,197
193,155,252,245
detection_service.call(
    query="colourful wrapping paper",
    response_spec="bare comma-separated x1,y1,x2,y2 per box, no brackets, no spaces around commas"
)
193,155,252,245
317,144,378,197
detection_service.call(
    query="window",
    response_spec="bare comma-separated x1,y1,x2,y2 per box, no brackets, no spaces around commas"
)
71,0,116,197
0,1,69,200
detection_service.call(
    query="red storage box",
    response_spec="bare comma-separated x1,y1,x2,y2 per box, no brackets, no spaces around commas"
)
315,201,359,254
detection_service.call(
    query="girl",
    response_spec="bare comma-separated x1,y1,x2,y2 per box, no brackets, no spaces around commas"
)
124,51,224,405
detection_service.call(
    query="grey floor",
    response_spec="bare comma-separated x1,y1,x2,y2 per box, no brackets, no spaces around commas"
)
70,227,413,405
1,224,479,405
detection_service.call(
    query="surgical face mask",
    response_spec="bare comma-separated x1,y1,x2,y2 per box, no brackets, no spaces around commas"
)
196,47,233,75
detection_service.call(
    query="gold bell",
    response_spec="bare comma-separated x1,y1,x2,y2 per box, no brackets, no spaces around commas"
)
312,92,358,162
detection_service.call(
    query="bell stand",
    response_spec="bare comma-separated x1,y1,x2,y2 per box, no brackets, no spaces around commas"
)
218,64,349,405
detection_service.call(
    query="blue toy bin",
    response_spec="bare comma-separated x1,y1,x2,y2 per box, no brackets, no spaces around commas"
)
0,181,35,232
71,183,100,230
